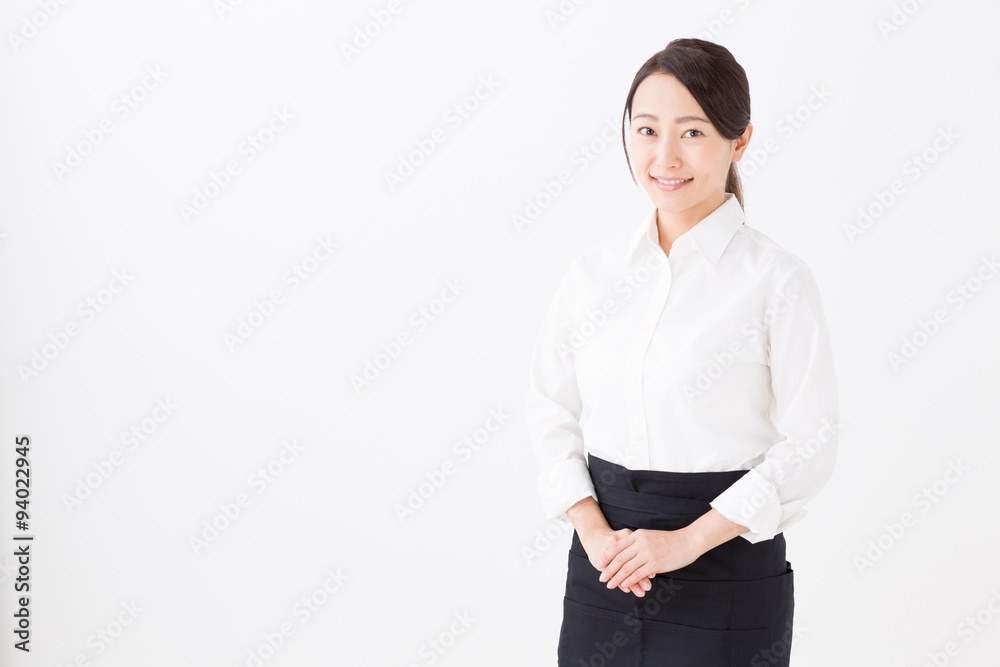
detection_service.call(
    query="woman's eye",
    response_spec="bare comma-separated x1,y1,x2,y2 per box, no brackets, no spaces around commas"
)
684,129,703,138
638,127,653,136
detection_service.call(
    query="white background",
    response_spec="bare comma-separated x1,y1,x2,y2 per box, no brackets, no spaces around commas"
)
1,0,998,665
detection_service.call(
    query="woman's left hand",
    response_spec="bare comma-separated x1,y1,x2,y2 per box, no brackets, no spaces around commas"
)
595,528,703,592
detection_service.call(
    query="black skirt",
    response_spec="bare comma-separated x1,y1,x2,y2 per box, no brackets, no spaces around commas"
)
558,453,795,666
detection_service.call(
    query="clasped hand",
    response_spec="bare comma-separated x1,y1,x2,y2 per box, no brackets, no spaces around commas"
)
581,527,701,597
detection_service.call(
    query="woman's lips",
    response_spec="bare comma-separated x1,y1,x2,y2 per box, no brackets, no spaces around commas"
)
653,176,692,191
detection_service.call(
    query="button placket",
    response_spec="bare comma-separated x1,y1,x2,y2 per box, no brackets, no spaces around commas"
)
625,255,672,469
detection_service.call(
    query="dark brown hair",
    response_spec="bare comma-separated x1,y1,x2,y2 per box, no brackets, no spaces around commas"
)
621,38,751,208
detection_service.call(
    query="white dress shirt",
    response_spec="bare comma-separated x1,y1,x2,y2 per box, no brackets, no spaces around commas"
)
525,192,839,544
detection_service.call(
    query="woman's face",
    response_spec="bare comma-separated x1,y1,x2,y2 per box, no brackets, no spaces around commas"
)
629,72,751,224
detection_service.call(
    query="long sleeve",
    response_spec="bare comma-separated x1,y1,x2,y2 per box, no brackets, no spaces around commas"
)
709,262,840,543
524,255,598,521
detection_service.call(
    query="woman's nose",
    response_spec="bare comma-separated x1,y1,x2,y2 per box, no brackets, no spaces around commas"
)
655,139,681,169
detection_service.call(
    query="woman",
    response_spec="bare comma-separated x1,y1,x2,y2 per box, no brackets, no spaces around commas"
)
525,38,838,665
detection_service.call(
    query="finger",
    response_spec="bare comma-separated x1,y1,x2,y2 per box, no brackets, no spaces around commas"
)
620,564,652,591
598,554,626,583
605,556,640,590
623,576,651,597
598,534,635,569
599,545,635,583
596,543,626,570
596,537,627,568
617,578,636,594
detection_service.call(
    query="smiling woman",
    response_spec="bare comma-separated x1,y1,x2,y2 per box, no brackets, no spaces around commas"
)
525,38,839,666
622,41,753,256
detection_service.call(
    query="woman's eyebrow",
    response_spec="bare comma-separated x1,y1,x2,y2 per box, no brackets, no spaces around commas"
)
633,113,710,123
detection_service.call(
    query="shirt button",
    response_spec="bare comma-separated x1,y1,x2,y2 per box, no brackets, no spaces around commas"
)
634,433,644,442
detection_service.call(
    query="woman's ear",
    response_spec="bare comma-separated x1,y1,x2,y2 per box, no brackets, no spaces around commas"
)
732,122,753,162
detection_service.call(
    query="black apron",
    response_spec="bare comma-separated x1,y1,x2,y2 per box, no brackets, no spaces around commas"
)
558,453,794,666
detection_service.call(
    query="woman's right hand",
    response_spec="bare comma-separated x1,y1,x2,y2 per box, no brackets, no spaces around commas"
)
580,527,653,597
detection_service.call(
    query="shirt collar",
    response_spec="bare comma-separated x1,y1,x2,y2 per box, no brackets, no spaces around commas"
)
623,192,747,268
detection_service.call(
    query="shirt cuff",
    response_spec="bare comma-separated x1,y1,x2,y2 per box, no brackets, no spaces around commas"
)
709,468,784,544
536,457,598,521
